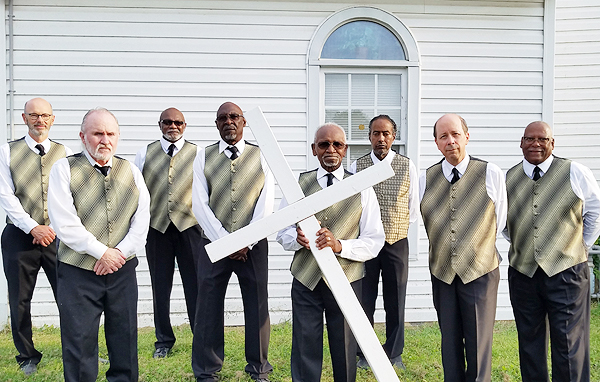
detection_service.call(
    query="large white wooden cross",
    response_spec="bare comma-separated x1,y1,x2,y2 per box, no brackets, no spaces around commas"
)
206,107,400,381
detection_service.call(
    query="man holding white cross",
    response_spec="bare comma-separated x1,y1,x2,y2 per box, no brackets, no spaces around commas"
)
191,102,274,382
277,123,384,382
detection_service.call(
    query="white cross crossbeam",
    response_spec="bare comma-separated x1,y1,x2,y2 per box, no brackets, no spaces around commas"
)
206,107,400,381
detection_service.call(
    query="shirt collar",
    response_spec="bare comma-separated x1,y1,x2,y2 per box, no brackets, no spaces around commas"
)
441,153,469,179
83,148,113,168
316,164,345,182
218,139,245,156
370,150,395,165
24,133,50,153
523,155,554,177
160,136,185,153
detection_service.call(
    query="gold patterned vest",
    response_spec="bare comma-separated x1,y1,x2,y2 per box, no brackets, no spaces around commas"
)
290,170,364,290
204,142,264,234
58,153,140,270
356,153,410,244
8,138,67,226
142,140,198,233
420,158,499,284
506,157,586,277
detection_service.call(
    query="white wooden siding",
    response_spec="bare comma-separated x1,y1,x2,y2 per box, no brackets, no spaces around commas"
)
2,0,546,328
554,0,600,178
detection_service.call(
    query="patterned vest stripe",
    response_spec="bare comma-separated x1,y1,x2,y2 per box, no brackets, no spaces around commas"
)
420,158,499,284
290,170,363,290
204,142,265,234
58,154,140,270
356,153,410,244
8,139,67,225
142,140,198,233
506,157,585,277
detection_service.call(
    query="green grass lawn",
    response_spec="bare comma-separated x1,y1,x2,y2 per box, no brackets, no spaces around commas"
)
1,302,598,381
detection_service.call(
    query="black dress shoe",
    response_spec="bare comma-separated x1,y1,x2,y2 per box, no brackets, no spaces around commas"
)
20,361,37,376
250,377,270,382
357,355,369,369
390,355,406,370
153,347,171,359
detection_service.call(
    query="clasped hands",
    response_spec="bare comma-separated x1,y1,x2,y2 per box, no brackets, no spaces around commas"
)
94,248,126,276
296,226,342,253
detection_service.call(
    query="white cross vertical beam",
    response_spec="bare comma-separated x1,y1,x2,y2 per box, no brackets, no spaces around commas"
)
206,107,399,381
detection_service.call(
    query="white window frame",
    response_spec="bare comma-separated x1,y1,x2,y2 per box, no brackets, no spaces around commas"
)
306,6,421,259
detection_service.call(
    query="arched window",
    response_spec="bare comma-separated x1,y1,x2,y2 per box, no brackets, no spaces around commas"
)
307,7,420,167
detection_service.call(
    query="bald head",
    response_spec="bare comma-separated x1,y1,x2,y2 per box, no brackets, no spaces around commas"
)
521,121,554,165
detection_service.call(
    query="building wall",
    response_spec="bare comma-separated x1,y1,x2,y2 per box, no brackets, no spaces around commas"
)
554,0,600,181
2,0,546,327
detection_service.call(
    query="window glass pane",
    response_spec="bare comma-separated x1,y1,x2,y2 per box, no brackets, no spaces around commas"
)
325,109,348,135
325,74,348,106
350,109,372,141
346,145,372,165
321,20,405,60
378,74,401,106
351,75,375,106
377,109,402,132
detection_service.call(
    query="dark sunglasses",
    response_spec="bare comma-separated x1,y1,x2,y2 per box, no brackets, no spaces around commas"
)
317,141,345,150
160,119,185,127
216,113,243,123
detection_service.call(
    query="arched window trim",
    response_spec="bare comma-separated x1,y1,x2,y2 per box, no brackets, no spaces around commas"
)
306,6,421,259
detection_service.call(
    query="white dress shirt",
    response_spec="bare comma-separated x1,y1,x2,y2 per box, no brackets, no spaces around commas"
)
419,154,507,236
506,155,600,247
276,165,385,262
192,139,275,243
349,150,419,225
0,134,74,234
133,136,201,170
48,150,150,260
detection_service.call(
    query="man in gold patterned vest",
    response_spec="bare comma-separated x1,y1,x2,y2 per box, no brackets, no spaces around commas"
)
0,97,72,375
48,108,150,382
420,114,506,382
191,102,274,382
134,107,201,359
504,121,600,382
349,115,418,370
277,123,384,382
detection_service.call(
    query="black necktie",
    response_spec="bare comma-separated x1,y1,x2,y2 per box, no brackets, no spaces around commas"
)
533,166,541,181
450,168,460,184
35,144,45,156
326,173,334,187
94,164,110,176
227,146,239,160
167,144,175,157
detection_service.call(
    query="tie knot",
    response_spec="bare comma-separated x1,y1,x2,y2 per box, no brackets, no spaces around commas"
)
451,168,460,184
35,144,45,156
94,164,110,176
227,146,239,160
326,173,334,187
167,144,176,157
533,166,541,181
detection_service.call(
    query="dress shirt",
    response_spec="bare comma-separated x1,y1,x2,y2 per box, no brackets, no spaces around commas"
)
192,139,275,242
503,155,600,247
0,134,74,234
134,136,200,170
48,149,150,260
418,154,507,236
276,165,385,262
349,150,419,225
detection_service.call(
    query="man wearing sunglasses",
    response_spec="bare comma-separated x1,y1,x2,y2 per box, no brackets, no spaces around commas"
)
504,121,600,382
191,102,274,382
420,114,506,382
349,115,418,371
276,123,384,382
134,107,202,359
0,97,73,375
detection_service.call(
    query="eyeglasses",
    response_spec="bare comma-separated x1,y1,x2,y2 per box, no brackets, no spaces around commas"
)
160,119,185,127
27,113,52,121
216,113,243,123
522,137,551,144
316,141,346,150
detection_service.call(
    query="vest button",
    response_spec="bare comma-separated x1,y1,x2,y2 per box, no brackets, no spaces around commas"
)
232,207,237,211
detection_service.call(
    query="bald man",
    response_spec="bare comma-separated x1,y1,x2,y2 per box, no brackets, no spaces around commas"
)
504,121,600,382
134,107,202,358
0,98,72,375
419,114,506,382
